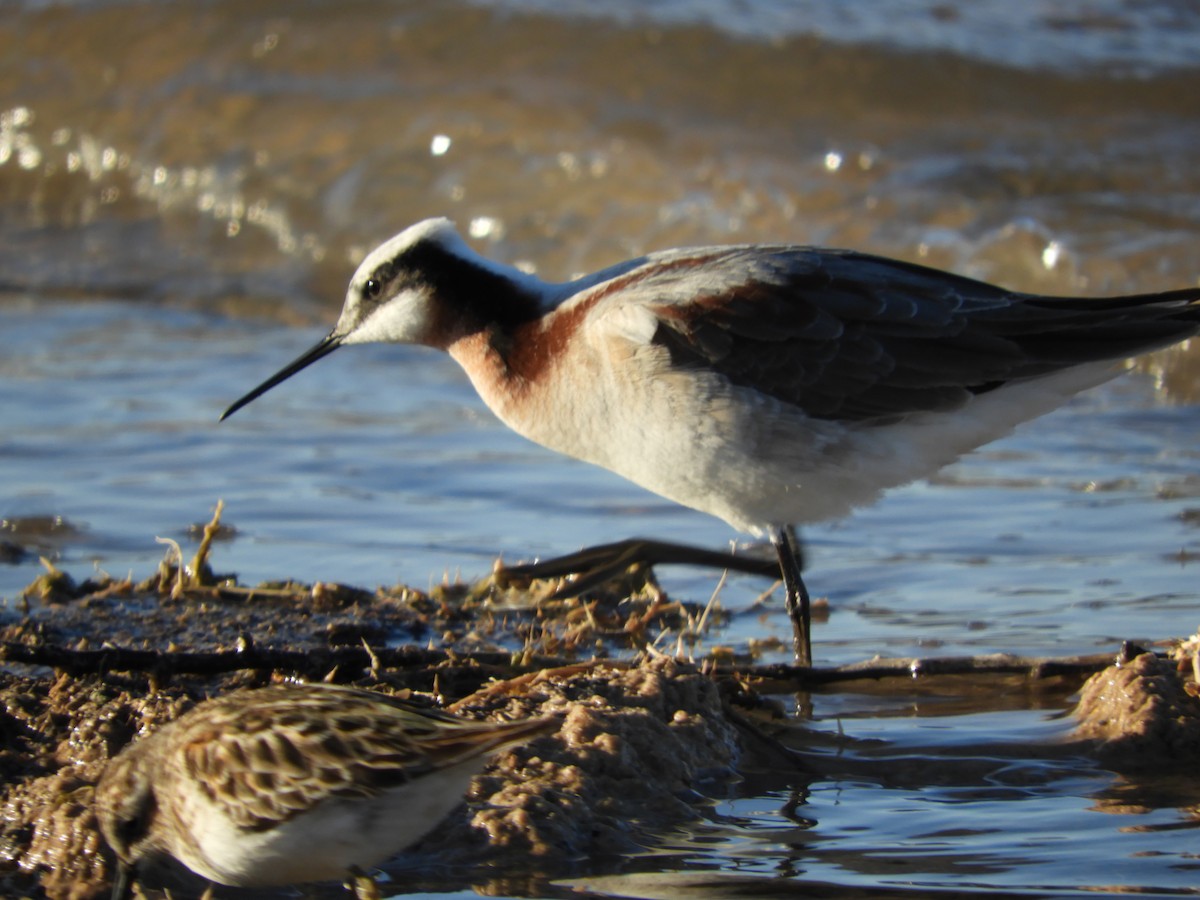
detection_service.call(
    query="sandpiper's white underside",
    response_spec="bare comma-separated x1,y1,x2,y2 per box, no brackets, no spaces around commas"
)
174,757,486,885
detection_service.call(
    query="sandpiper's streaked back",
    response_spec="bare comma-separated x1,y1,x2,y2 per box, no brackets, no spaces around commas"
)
94,683,556,898
223,218,1200,665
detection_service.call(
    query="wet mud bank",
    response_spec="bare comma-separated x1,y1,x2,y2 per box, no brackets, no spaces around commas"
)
1,511,1197,898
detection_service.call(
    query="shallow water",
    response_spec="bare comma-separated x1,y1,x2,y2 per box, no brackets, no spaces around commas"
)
2,0,1199,897
3,299,1196,666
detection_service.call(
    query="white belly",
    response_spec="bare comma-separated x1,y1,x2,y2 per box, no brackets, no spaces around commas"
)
493,354,1119,536
176,761,484,887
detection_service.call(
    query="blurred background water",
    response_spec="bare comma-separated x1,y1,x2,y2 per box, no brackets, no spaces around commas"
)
2,2,1199,896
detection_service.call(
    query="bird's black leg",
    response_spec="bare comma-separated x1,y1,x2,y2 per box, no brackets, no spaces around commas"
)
496,538,780,599
771,525,811,667
497,534,812,663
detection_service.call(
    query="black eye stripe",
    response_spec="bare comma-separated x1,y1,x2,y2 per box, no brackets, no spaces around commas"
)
362,260,401,301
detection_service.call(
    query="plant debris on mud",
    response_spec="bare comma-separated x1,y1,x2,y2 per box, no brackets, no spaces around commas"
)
1,503,1196,899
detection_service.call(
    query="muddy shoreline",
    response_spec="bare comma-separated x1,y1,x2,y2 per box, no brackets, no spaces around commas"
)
1,508,1197,899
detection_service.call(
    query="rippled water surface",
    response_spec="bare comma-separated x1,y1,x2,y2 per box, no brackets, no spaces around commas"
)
2,0,1199,896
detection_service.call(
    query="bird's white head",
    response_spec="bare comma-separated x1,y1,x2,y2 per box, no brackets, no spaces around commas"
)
334,217,478,347
221,217,540,421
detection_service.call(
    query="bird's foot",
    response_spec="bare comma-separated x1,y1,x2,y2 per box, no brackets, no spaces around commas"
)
346,867,381,900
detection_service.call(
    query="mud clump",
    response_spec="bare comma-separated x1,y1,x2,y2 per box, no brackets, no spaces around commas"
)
427,659,740,863
1074,650,1200,770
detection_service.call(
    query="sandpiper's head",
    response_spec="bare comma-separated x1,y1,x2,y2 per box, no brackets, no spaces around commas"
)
95,745,163,898
221,218,481,420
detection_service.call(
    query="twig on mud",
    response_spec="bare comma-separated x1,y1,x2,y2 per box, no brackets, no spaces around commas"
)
153,537,186,600
735,650,1131,693
0,638,1128,691
0,640,565,688
189,499,225,580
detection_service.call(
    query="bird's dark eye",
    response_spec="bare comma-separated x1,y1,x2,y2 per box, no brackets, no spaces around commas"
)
363,278,383,300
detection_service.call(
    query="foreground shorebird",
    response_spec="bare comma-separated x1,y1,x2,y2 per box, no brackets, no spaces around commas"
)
94,683,555,898
223,219,1200,665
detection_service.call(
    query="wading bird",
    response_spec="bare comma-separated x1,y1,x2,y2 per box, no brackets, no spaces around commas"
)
223,219,1200,665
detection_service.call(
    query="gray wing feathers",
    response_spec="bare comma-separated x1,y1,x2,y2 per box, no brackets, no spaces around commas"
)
630,247,1200,422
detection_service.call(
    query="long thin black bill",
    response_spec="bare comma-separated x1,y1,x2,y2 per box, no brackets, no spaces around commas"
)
220,332,342,421
109,862,134,900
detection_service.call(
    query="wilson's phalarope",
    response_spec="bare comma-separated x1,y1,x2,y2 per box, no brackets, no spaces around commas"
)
223,218,1200,665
